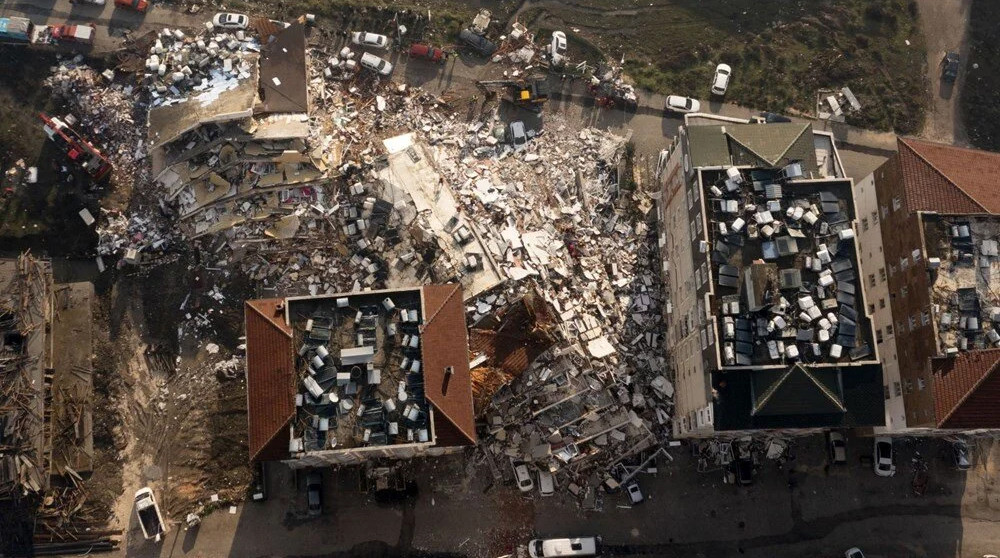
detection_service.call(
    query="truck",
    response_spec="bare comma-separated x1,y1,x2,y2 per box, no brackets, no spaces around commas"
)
0,17,95,46
40,113,113,181
114,0,149,11
134,487,167,542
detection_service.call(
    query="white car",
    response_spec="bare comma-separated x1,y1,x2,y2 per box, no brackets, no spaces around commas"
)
664,95,701,114
212,13,249,30
359,52,393,76
352,32,389,49
845,548,865,558
550,31,567,66
711,63,732,95
513,463,534,493
538,469,555,496
528,537,598,558
874,437,895,477
74,0,107,5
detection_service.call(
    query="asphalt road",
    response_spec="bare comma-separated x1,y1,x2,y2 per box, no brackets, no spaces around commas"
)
126,435,1000,558
0,0,205,52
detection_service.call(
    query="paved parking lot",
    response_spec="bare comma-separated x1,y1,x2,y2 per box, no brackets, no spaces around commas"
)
130,433,1000,558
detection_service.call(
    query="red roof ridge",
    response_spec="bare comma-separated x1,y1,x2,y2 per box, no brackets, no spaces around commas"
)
935,348,1000,427
246,298,292,337
898,137,989,212
421,283,463,327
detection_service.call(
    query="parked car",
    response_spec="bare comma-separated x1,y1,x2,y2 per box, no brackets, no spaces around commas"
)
212,13,249,29
114,0,148,11
625,480,644,504
664,95,701,114
306,471,323,516
459,28,497,57
845,547,865,558
829,431,847,464
528,537,598,558
352,31,389,49
711,63,732,95
513,462,534,493
874,437,896,477
733,456,754,486
942,52,960,82
759,111,792,123
408,43,446,63
549,31,567,66
953,440,972,470
508,121,527,150
50,24,95,44
359,52,393,76
538,469,555,497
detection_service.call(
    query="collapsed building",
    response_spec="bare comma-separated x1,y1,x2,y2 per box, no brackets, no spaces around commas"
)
658,116,886,438
854,138,1000,430
245,285,475,465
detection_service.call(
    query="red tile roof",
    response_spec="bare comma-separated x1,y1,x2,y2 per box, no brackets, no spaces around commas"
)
898,138,1000,214
932,349,1000,428
421,284,476,446
245,299,296,461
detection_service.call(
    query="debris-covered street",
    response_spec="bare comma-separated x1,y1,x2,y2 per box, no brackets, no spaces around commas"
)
2,2,1000,558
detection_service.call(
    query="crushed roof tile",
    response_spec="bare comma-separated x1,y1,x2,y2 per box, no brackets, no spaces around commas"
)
245,299,296,461
898,138,1000,214
421,284,476,446
932,349,1000,428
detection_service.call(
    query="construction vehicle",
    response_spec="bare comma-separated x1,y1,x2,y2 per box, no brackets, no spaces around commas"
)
39,113,112,182
476,76,549,112
134,487,167,542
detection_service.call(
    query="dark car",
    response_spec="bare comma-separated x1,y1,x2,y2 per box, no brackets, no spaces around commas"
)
942,52,960,82
408,43,446,63
306,472,323,516
732,457,754,486
459,28,497,57
759,111,792,123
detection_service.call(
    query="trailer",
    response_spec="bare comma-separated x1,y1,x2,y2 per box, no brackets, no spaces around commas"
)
134,487,167,542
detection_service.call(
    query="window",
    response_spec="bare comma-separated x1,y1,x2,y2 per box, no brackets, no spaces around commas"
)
912,248,922,262
695,267,703,287
917,378,926,391
693,183,700,203
884,384,891,400
700,328,708,350
695,213,703,235
879,267,887,282
887,324,894,335
921,310,930,326
877,329,884,344
894,381,902,396
900,256,909,270
862,217,869,231
868,303,876,315
879,298,886,309
889,264,896,275
892,197,902,211
707,325,715,346
872,210,879,225
905,379,913,393
868,273,876,287
688,186,694,209
689,220,696,242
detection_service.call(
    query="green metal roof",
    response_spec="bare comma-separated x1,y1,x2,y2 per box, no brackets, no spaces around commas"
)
686,125,731,168
751,363,846,416
685,122,818,171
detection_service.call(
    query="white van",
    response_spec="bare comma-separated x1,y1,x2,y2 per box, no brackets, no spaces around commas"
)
528,537,598,558
359,52,393,76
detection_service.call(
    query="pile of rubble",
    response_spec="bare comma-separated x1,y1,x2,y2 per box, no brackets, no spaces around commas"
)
44,60,150,189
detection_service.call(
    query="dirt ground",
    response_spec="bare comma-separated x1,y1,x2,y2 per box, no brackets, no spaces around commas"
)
914,0,971,145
